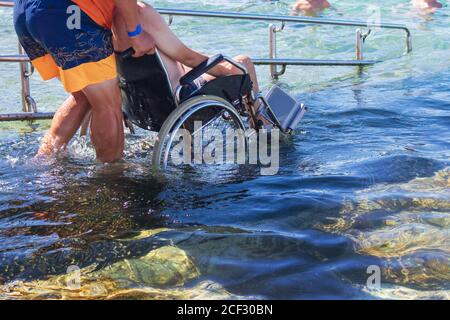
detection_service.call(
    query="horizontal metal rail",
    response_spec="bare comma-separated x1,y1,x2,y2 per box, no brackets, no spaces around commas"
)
253,58,379,66
0,54,30,63
157,8,412,53
0,55,378,66
0,112,54,122
157,7,408,30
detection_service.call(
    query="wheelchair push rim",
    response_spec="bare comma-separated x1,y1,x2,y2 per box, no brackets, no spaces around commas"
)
152,95,248,170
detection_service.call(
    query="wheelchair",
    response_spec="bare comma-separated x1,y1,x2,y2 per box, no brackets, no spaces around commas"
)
116,48,301,170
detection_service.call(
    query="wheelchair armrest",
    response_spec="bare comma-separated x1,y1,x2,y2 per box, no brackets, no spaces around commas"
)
179,54,225,86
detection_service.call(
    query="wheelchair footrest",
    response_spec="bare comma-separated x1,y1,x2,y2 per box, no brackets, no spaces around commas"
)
264,86,308,134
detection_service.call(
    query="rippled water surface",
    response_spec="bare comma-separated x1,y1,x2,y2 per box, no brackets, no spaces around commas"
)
0,0,449,299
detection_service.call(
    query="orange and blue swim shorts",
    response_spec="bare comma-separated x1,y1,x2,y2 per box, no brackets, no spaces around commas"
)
13,0,117,93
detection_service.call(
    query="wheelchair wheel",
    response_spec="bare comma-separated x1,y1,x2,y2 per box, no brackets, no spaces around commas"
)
152,95,248,170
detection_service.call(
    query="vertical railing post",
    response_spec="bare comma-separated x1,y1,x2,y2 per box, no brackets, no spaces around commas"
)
269,24,278,80
356,29,363,60
269,23,286,80
18,43,35,112
406,32,412,54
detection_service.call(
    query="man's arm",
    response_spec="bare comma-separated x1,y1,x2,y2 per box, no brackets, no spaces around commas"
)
134,4,239,78
114,0,155,57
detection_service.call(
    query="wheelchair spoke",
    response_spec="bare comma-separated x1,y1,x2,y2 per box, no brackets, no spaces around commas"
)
153,97,248,172
191,110,225,137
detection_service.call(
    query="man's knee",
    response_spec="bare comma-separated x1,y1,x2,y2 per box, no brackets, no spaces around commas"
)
137,1,157,21
72,91,90,107
137,1,149,10
234,54,253,64
82,79,122,111
234,55,253,68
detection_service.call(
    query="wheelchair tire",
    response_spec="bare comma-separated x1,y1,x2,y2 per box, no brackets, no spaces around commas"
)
152,95,247,170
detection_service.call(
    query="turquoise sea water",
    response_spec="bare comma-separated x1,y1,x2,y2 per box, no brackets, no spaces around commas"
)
0,0,449,299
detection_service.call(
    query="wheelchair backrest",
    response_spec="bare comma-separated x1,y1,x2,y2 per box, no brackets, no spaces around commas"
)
116,51,176,132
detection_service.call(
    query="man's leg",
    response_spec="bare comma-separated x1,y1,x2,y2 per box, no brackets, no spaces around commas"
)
38,92,91,156
234,55,260,94
82,79,124,163
216,55,261,94
40,78,125,163
16,0,123,162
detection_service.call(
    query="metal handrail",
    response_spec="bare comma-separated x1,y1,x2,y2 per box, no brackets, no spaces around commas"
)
0,112,54,122
158,8,409,30
0,1,412,122
157,8,412,53
252,58,379,66
0,54,30,63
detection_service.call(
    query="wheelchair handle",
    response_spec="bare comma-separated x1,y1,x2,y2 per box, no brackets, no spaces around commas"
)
120,48,136,60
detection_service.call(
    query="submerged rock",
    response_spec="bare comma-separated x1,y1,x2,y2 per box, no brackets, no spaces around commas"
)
318,168,450,231
353,224,449,258
316,168,450,292
96,245,200,287
364,285,450,300
0,278,236,300
0,245,216,300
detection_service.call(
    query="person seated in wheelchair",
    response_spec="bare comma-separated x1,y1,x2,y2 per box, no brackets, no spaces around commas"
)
112,2,266,132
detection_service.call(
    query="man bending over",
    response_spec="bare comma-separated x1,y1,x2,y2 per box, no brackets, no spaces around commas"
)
14,0,155,162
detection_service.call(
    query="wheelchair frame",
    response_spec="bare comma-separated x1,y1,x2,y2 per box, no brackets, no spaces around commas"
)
118,49,265,170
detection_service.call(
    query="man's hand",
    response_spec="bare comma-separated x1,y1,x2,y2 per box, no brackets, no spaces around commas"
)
129,30,156,57
114,0,156,57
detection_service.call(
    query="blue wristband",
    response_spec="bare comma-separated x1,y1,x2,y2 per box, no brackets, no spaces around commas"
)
127,24,142,37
